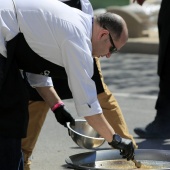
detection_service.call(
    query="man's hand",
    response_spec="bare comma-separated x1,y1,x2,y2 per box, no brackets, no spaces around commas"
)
109,134,134,160
133,0,145,5
53,105,75,127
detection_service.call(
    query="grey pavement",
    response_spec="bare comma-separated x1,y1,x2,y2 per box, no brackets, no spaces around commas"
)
30,52,170,170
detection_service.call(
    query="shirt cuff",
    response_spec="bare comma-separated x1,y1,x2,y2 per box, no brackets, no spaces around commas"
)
75,100,102,117
26,72,53,87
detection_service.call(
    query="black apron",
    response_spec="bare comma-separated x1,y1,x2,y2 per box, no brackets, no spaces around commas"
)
0,34,29,138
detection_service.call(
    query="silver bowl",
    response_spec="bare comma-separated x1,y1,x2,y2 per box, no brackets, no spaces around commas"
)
67,119,105,149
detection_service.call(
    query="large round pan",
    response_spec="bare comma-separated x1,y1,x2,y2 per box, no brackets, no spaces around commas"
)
65,149,170,169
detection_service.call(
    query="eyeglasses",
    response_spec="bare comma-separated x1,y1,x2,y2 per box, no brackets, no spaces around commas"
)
108,33,117,54
103,26,118,54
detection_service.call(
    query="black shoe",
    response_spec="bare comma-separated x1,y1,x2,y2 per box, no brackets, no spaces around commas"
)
134,119,170,139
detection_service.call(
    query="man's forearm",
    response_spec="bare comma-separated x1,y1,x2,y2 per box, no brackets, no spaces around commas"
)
35,86,62,108
85,113,115,142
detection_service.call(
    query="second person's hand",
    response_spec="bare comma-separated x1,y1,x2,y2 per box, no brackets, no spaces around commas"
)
53,103,75,127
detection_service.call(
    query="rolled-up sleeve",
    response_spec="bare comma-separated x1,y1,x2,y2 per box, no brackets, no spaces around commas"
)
26,72,53,87
61,36,102,117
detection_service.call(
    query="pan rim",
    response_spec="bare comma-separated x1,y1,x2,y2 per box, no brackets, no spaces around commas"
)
65,149,170,170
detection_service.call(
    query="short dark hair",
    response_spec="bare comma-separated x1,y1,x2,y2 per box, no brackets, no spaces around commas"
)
95,12,123,41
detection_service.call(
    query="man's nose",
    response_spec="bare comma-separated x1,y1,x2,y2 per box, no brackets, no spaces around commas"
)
106,53,111,58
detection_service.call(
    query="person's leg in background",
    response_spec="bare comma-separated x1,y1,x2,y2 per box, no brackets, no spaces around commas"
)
22,101,49,170
134,0,170,138
94,57,137,148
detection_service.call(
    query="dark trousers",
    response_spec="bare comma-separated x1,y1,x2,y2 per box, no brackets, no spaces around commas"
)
0,136,23,170
155,0,170,118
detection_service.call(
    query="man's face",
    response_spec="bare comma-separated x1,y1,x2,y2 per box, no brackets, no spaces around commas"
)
92,28,128,58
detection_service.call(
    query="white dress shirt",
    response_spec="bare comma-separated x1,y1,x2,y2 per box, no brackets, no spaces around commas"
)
0,0,102,117
26,0,93,89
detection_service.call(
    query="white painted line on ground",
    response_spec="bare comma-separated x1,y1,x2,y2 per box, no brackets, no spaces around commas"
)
113,93,157,100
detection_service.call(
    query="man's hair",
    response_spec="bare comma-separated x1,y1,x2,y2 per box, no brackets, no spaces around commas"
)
95,12,123,41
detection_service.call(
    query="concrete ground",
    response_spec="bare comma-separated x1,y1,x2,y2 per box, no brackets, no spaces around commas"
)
29,30,170,170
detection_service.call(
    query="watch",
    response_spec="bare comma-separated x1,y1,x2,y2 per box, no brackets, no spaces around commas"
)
109,134,122,145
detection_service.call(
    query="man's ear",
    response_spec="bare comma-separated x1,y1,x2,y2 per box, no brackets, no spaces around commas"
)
98,29,108,40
